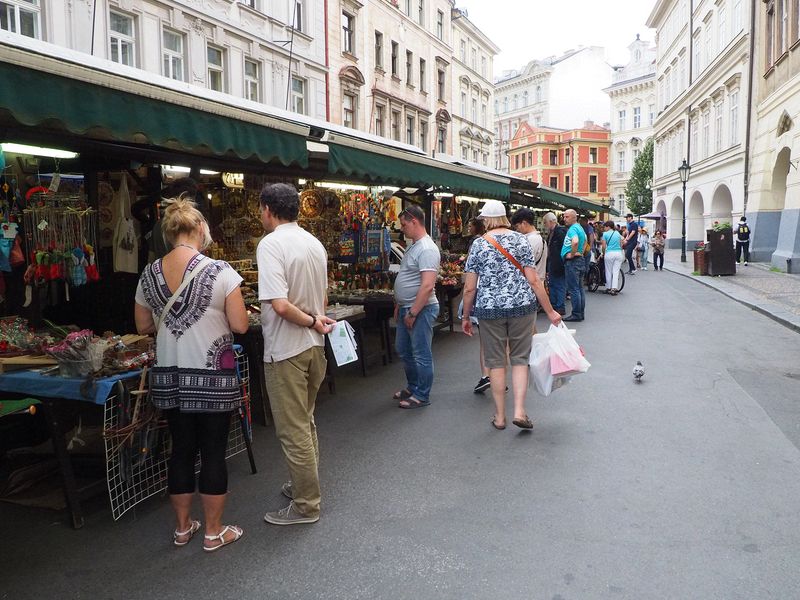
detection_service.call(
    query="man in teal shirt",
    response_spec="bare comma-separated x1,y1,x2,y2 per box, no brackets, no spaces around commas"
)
561,209,587,322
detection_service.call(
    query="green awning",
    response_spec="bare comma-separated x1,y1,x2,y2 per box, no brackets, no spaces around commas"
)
0,60,309,167
536,186,610,215
326,140,509,200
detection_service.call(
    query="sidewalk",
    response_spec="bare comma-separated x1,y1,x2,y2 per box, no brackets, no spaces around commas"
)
658,248,800,333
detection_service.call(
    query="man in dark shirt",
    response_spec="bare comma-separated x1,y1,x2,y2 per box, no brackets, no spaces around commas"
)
736,216,751,265
544,212,567,315
623,213,639,274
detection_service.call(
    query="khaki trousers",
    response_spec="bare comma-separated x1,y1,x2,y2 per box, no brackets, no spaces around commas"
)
264,345,327,517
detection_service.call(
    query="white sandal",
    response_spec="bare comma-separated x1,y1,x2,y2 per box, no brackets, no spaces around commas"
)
203,525,243,552
173,520,201,546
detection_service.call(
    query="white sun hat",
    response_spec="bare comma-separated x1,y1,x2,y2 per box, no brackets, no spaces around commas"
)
478,200,506,218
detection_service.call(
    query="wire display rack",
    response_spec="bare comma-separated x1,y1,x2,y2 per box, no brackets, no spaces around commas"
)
103,348,254,521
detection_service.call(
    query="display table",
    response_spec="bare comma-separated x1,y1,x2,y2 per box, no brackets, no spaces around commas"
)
434,283,463,333
0,370,142,529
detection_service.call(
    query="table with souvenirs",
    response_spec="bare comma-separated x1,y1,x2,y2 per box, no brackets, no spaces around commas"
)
0,319,254,528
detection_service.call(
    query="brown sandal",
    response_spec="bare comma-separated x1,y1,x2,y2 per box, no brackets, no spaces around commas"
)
512,416,534,429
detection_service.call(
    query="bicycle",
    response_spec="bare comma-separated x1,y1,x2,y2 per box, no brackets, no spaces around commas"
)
586,255,625,293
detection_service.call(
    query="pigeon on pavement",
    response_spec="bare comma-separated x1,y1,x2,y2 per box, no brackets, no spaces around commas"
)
633,361,645,383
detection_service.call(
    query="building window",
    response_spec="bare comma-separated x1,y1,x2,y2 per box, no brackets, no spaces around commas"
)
471,99,477,123
702,110,710,158
406,115,415,145
391,110,400,141
293,1,304,32
207,45,224,92
291,76,305,114
649,103,655,125
549,149,558,165
436,10,444,39
715,100,724,152
437,69,445,101
481,56,487,77
437,127,446,153
618,109,626,131
406,51,413,85
514,154,520,169
244,59,260,102
471,149,477,162
589,147,598,164
0,0,41,38
481,103,487,127
779,0,789,54
464,146,470,160
589,175,598,193
162,29,184,81
420,120,427,151
460,39,466,62
633,148,641,163
729,90,739,145
732,0,743,34
618,151,626,172
471,48,477,70
633,106,641,129
342,12,354,55
766,1,775,69
565,148,570,164
718,5,727,51
565,175,570,192
503,97,508,112
535,85,542,103
391,42,399,76
690,118,698,161
419,58,426,92
375,104,385,136
417,0,424,25
343,94,356,128
483,152,488,166
527,151,532,164
550,176,558,188
704,23,713,67
692,31,702,74
109,11,136,67
460,92,466,116
375,31,383,69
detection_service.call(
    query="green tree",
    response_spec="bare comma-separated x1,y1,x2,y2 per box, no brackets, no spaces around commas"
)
624,138,654,217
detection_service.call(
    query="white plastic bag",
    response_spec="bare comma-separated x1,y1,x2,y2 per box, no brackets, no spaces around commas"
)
528,323,589,396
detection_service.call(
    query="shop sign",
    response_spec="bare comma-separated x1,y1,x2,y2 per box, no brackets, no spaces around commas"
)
222,172,244,189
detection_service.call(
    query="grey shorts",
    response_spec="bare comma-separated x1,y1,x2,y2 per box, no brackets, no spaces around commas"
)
479,313,536,369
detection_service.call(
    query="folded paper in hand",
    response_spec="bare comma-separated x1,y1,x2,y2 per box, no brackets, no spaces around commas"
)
327,320,358,366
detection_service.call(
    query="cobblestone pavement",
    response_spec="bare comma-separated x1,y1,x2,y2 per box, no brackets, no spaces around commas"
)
660,248,800,332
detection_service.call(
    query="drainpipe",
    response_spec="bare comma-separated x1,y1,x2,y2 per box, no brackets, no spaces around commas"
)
324,0,331,121
742,0,757,216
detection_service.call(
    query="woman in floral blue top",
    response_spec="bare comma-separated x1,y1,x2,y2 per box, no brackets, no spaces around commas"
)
461,201,562,431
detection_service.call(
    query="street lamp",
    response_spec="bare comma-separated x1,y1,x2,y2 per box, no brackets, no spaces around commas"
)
678,159,691,263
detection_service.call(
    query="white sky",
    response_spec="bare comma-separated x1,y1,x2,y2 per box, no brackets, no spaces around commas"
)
462,0,656,76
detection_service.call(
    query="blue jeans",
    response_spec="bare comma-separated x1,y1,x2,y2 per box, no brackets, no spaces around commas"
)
565,259,586,319
625,244,636,272
548,273,566,312
395,304,439,402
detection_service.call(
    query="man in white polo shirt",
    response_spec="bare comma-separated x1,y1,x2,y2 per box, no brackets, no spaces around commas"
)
257,183,335,526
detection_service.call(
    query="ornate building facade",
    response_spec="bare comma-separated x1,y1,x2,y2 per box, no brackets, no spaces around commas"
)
604,36,657,215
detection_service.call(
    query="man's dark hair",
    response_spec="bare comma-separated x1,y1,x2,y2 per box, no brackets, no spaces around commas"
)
398,204,425,224
510,207,536,226
626,213,634,219
260,183,299,221
604,220,615,229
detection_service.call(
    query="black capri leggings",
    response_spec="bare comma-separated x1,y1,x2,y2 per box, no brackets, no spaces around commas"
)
165,409,232,495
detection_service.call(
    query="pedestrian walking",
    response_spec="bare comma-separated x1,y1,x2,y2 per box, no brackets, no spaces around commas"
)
650,230,665,270
638,227,650,270
461,200,561,431
600,219,624,295
736,216,751,265
257,183,336,526
561,209,587,322
134,197,249,551
461,217,491,394
511,208,547,282
543,212,567,315
580,216,595,273
623,213,639,274
392,204,441,409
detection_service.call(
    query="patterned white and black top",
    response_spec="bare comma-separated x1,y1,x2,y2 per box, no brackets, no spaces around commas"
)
465,232,536,320
135,254,243,412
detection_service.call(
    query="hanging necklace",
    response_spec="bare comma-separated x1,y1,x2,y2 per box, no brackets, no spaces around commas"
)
175,243,198,251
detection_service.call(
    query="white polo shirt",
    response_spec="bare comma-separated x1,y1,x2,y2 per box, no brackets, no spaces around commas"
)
257,222,328,363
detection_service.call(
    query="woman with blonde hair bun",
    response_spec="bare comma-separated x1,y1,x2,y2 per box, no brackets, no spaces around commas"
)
134,196,249,552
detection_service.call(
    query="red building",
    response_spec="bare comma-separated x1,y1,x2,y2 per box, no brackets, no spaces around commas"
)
508,120,611,205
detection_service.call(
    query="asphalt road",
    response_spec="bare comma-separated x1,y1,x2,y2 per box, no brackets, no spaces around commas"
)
2,268,800,600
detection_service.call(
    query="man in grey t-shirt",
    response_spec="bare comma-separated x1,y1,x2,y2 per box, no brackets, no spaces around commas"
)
392,204,441,409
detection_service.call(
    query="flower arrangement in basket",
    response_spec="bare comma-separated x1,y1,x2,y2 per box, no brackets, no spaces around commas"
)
694,241,708,251
438,253,466,286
